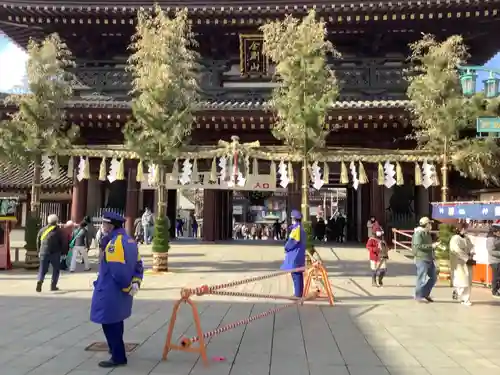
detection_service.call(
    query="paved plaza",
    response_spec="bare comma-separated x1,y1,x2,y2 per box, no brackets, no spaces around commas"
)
1,241,500,375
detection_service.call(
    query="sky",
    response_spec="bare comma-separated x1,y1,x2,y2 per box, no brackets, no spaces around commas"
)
0,33,499,93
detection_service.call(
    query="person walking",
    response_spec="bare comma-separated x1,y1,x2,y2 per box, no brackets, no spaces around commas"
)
486,223,500,297
281,209,306,298
36,214,66,292
141,208,154,244
412,216,439,303
90,211,144,368
69,221,91,272
366,230,389,287
450,223,475,306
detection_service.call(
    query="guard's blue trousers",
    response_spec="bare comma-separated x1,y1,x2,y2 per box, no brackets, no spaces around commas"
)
102,321,127,365
291,272,304,297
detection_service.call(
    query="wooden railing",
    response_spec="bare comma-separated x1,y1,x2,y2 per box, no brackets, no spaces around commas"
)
392,228,439,253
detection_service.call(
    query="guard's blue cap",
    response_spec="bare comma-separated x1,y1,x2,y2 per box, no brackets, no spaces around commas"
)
291,209,302,220
102,211,126,223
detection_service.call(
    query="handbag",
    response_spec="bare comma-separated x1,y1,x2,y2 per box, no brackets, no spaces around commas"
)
466,258,476,266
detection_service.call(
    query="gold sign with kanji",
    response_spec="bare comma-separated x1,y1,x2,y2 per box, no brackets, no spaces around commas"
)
239,34,268,76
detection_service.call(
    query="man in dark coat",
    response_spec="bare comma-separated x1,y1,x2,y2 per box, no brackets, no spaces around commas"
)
36,214,67,292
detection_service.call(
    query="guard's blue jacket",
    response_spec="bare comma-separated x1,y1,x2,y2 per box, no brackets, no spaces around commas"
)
91,228,144,324
280,223,306,270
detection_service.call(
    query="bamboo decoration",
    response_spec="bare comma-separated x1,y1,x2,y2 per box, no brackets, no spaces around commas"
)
252,158,259,175
396,162,404,186
340,161,349,184
136,160,144,182
323,162,329,184
82,157,90,180
116,158,125,180
377,162,384,186
414,162,422,186
288,161,294,183
270,160,276,183
51,156,60,179
209,157,217,182
98,157,107,181
358,162,368,184
192,158,198,177
67,156,74,178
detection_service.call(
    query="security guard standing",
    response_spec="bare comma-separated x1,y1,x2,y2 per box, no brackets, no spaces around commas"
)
281,209,306,297
90,211,144,368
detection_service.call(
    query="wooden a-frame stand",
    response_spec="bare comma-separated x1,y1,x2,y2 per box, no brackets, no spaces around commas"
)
161,262,334,367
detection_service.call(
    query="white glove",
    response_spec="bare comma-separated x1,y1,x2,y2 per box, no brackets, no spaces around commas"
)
129,282,140,296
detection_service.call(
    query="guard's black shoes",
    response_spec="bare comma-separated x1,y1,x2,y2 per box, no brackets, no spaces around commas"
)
50,286,59,291
36,282,42,293
98,360,127,368
424,296,435,303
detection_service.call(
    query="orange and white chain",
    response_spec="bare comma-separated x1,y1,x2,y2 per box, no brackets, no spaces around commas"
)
184,265,307,297
180,291,318,347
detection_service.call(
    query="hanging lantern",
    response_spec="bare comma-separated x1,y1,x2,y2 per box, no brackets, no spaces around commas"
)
377,162,384,186
460,69,477,96
340,161,348,184
136,160,144,182
415,162,422,186
358,162,368,184
396,162,404,185
99,157,107,181
483,71,500,98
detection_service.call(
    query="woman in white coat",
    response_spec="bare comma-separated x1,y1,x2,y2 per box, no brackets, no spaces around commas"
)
449,223,475,306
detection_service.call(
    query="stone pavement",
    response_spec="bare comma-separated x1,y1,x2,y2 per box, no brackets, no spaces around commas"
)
0,242,499,375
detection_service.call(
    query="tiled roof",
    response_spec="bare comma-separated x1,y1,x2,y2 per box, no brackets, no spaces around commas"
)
62,98,410,111
0,162,72,191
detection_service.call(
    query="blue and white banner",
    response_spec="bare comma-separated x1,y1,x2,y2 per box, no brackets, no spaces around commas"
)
432,202,500,220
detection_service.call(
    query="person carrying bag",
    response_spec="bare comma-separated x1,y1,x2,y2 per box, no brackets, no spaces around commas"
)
69,221,91,272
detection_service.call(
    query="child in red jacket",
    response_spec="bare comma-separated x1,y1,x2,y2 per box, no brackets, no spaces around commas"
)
366,230,389,287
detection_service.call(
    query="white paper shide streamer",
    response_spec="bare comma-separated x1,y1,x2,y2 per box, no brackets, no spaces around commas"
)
278,160,290,188
350,161,359,190
179,159,192,185
383,161,396,188
311,161,324,190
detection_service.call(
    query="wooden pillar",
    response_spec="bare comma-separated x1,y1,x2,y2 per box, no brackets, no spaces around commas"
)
370,171,386,230
70,177,88,223
167,190,177,239
125,168,139,237
222,190,233,240
203,190,216,242
360,184,370,243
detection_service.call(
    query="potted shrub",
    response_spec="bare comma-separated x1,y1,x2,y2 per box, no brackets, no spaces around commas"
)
436,223,454,282
24,214,41,269
152,216,170,272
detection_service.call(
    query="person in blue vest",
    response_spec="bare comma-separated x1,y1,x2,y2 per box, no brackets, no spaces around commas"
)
281,209,306,298
90,211,144,368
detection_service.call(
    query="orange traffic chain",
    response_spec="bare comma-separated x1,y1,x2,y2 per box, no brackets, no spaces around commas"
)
161,261,334,367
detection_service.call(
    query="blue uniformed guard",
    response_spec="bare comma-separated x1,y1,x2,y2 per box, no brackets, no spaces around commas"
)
90,211,144,368
281,209,306,297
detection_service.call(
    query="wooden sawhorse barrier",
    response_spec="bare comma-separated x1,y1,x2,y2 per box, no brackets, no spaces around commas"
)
161,261,334,366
